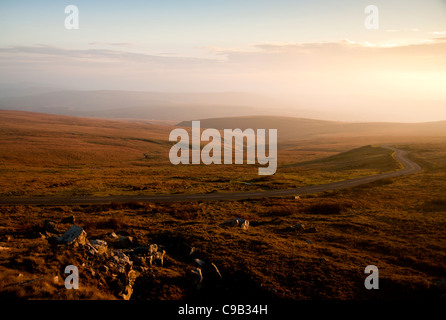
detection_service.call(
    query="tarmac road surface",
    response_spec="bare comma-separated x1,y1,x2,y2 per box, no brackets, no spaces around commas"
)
0,146,421,206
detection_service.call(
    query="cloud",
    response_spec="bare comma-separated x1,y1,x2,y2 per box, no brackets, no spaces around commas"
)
432,37,446,42
89,42,138,48
0,40,445,95
429,30,446,35
0,45,215,66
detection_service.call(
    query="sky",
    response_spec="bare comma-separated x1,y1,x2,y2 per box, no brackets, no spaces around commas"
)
0,0,445,121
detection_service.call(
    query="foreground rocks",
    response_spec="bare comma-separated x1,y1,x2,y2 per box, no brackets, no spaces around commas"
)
57,225,87,246
221,218,249,230
48,224,222,299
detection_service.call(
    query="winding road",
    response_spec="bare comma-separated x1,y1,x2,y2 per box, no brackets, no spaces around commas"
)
0,146,422,206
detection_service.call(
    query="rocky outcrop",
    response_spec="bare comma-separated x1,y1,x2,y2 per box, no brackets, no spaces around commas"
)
49,224,223,299
221,218,249,230
57,225,87,246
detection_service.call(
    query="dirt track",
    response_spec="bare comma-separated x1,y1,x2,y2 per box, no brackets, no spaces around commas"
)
0,146,421,206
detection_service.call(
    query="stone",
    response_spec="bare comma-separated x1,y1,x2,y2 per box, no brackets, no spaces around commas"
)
83,243,99,255
90,239,108,254
57,225,87,246
305,239,313,245
178,242,197,258
119,270,139,300
194,259,206,267
43,219,57,233
190,268,203,289
153,250,165,266
118,236,134,248
109,232,118,239
113,251,132,267
292,223,305,231
222,218,249,230
133,244,158,256
33,231,48,239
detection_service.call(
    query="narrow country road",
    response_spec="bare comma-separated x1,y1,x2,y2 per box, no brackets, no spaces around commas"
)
0,146,422,206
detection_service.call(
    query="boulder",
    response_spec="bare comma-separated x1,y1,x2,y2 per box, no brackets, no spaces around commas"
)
153,250,165,266
90,239,108,254
190,268,203,289
57,225,87,246
222,218,249,230
43,219,57,233
109,232,118,239
292,223,305,231
177,242,197,258
194,259,206,267
133,244,158,256
117,236,134,248
110,269,139,300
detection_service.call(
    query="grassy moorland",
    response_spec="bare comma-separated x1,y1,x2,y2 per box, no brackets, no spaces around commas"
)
0,111,445,300
0,111,403,198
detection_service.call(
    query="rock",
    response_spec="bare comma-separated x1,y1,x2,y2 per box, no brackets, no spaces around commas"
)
153,250,165,266
305,239,313,245
57,225,87,246
113,251,132,267
32,231,48,239
294,196,301,200
109,232,118,239
43,219,57,233
177,242,197,258
110,269,139,300
190,268,203,289
194,259,206,267
222,218,249,230
47,235,59,244
118,236,134,248
100,265,109,273
60,215,75,224
83,243,99,255
203,262,222,283
133,244,158,256
90,239,108,254
133,255,148,267
292,223,305,231
91,239,107,247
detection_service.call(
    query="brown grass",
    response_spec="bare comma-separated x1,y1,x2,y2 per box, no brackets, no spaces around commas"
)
0,111,445,300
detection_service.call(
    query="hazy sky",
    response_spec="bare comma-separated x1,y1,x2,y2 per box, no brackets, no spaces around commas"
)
0,0,445,121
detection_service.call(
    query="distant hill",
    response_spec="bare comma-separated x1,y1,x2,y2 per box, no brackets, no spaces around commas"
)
177,116,446,141
0,90,291,121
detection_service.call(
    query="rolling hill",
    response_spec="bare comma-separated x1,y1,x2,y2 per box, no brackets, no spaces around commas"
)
178,116,446,141
0,90,290,121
